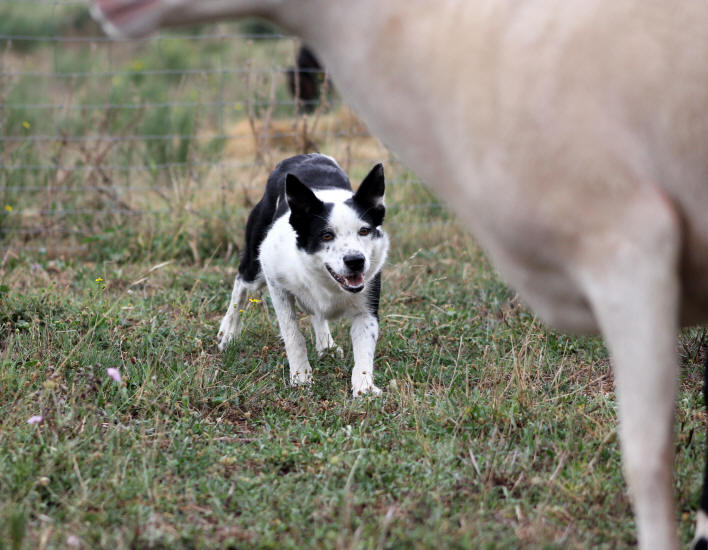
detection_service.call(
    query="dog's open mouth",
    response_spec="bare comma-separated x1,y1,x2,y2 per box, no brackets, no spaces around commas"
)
326,265,365,293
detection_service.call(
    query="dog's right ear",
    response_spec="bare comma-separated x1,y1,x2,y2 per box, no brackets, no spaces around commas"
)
285,174,324,216
286,174,325,249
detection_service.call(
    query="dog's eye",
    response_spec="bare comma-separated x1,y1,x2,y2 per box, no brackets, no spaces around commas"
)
321,231,334,241
358,227,371,236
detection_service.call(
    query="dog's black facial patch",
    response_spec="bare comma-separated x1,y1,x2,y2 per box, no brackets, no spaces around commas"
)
346,163,386,229
286,173,334,252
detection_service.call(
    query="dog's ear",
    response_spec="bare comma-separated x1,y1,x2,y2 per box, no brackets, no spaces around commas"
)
286,174,325,248
285,173,324,216
353,163,385,226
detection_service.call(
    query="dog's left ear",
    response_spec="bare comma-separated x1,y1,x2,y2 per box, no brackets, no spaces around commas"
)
353,163,385,226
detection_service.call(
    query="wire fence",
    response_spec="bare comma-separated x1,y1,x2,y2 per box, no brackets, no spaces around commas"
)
0,1,449,262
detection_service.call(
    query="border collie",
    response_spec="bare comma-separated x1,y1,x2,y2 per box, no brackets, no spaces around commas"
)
217,154,389,395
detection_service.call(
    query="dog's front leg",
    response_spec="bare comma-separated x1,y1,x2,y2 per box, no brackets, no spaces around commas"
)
268,284,312,386
350,313,381,396
217,275,249,351
311,315,343,357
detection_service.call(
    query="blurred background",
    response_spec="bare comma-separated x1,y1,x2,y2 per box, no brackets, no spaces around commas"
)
0,0,453,266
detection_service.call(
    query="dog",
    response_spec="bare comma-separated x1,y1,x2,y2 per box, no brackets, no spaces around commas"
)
91,2,708,548
216,154,389,395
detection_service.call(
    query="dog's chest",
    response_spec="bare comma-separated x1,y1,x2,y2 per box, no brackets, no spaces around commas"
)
289,280,356,319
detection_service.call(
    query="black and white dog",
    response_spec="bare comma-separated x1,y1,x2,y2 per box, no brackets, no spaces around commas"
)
217,154,389,395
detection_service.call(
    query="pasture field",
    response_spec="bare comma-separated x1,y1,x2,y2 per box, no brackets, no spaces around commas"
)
1,8,707,549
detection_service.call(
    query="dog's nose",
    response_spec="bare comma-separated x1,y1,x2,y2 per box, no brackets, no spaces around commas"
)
343,254,365,272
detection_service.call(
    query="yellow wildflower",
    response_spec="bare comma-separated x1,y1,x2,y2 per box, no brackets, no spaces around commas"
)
4,204,12,212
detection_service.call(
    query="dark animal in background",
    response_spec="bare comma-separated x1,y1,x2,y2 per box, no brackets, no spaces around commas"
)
286,46,325,113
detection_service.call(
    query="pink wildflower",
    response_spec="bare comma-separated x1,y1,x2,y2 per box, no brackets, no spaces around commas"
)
27,415,43,424
106,368,122,383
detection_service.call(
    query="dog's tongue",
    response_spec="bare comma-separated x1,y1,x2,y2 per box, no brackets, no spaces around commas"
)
346,273,364,287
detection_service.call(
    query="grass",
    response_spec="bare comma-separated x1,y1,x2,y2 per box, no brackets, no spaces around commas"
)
1,7,708,550
2,223,707,548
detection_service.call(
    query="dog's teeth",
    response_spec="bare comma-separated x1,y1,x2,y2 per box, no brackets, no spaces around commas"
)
346,273,364,287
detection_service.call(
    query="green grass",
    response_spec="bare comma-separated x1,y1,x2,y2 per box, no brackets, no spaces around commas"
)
0,14,298,246
1,10,707,549
0,5,91,52
2,226,706,549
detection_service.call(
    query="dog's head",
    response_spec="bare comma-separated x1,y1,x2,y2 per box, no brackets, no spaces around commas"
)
285,163,388,293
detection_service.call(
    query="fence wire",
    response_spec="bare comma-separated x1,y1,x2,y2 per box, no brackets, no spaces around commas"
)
0,1,449,261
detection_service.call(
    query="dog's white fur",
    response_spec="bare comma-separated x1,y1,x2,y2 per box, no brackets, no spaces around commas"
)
92,1,708,548
217,162,389,395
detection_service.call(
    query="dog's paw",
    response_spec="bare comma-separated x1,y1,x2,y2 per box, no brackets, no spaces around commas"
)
217,325,238,351
217,313,241,351
290,368,313,386
351,382,382,397
216,331,231,351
